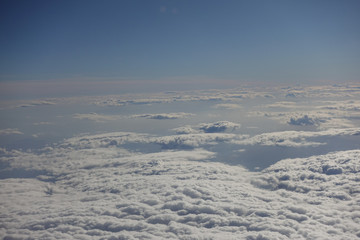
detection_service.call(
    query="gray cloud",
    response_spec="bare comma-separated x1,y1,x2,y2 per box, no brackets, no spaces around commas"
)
288,114,321,126
198,121,240,133
172,126,199,134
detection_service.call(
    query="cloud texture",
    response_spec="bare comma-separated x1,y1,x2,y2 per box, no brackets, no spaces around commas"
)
1,131,360,239
1,83,360,239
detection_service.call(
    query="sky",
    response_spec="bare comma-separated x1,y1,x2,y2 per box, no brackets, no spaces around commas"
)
0,0,359,97
1,1,360,238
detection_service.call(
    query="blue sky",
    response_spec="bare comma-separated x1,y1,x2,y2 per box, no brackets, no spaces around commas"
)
1,0,359,89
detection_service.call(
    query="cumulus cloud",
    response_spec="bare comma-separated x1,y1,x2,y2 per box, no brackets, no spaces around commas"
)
320,100,360,111
287,114,321,126
1,131,359,239
172,126,199,134
60,131,150,150
0,128,23,135
149,133,240,149
1,83,360,239
257,109,356,130
172,121,242,135
232,128,360,147
90,87,272,107
198,121,240,133
131,112,194,120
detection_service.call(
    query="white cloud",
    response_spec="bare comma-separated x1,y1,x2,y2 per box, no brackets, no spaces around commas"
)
60,131,149,150
1,131,359,239
149,133,239,149
131,112,194,120
257,110,356,130
172,125,199,134
213,103,242,109
232,128,360,147
73,113,121,122
287,114,321,126
265,101,298,108
1,83,360,239
198,121,240,133
17,100,56,108
89,87,272,107
73,112,194,122
320,100,360,111
0,128,23,135
172,121,242,135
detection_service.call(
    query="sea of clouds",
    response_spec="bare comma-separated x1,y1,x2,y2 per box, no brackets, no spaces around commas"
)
1,84,360,239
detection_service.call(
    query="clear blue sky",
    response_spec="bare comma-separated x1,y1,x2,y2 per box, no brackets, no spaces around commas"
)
1,0,359,86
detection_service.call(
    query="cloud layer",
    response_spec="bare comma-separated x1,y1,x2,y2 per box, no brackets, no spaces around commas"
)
1,131,360,239
1,83,360,239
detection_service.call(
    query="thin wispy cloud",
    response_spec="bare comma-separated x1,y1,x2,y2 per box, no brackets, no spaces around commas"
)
0,128,23,135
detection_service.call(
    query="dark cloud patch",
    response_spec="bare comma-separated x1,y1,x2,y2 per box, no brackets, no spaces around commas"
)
288,115,320,126
199,121,240,133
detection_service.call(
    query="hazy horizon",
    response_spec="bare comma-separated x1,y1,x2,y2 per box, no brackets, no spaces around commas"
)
1,1,360,239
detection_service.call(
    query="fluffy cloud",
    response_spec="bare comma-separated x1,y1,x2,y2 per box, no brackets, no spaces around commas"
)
172,121,241,135
90,87,275,107
131,112,194,120
318,100,360,121
287,114,321,126
232,128,360,147
1,131,359,239
198,121,240,133
1,83,360,239
172,125,199,134
60,131,149,150
256,110,356,130
259,95,360,131
149,133,239,149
